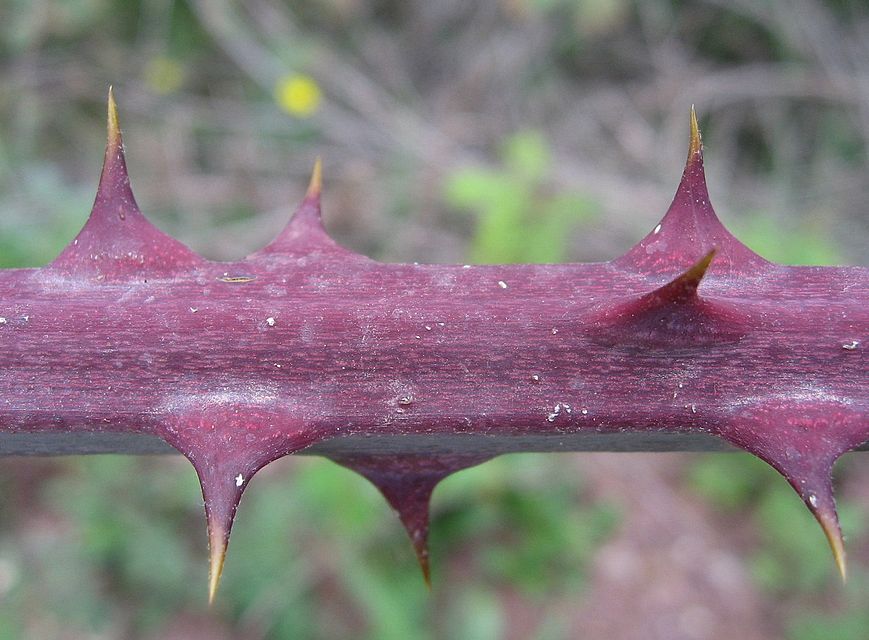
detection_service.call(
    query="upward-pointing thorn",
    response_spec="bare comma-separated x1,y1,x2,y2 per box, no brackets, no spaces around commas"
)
49,87,202,278
306,156,322,200
688,105,702,160
248,157,366,261
612,105,769,275
107,86,121,150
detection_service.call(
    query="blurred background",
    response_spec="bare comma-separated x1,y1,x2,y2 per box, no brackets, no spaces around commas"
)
0,1,868,638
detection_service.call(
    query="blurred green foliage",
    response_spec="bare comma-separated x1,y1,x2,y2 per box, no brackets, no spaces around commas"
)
689,454,868,640
444,131,597,264
0,453,616,640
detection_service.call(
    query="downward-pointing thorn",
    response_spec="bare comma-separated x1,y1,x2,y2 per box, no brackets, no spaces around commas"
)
688,104,702,159
815,507,847,583
207,522,228,605
306,157,322,200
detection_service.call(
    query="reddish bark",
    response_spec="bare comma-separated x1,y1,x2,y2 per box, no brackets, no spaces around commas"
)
0,93,865,599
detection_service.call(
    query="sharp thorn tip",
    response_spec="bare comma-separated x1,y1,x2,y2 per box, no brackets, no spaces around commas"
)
688,105,702,159
207,525,228,605
816,508,847,583
306,157,322,199
107,87,121,148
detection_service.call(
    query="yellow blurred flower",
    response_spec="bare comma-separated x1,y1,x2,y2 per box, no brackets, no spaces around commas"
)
274,74,322,118
144,56,184,95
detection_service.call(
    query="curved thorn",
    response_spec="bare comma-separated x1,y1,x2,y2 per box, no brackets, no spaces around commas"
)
715,400,867,584
815,507,847,582
645,248,716,305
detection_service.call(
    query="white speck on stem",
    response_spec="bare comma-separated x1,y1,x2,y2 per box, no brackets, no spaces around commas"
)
581,408,588,415
0,317,6,325
189,307,198,313
235,474,245,487
498,280,508,289
653,223,662,234
808,494,818,508
425,325,432,331
531,374,541,382
551,328,558,335
842,340,859,350
547,402,571,422
266,317,276,327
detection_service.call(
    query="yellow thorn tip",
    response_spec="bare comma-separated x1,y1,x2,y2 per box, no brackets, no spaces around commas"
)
107,86,121,148
691,248,716,277
688,105,702,159
817,510,847,583
207,526,228,605
306,157,322,199
418,551,432,589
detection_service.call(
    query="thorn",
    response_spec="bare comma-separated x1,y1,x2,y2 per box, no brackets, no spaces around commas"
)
589,248,743,347
651,248,717,302
306,157,322,200
331,454,490,588
107,86,121,150
417,539,432,589
249,156,362,259
644,248,716,305
714,400,867,585
816,508,847,582
48,88,205,276
688,104,702,159
612,107,768,275
806,502,848,583
207,522,228,604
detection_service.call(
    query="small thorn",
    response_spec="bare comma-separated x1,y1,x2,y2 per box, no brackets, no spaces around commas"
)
306,157,322,200
418,543,432,589
688,105,702,159
106,86,122,152
207,523,228,604
813,506,847,582
250,156,365,260
664,248,715,299
645,248,716,305
331,454,490,588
